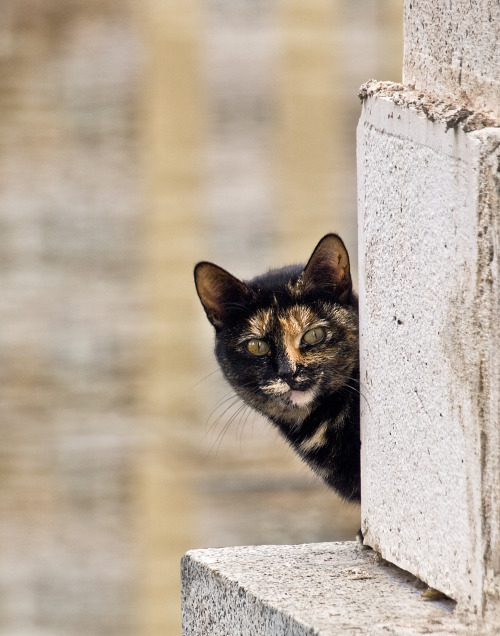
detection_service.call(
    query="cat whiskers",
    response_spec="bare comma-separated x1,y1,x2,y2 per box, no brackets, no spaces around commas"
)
206,395,246,456
340,378,372,412
193,367,224,388
202,374,255,434
205,381,260,455
213,402,253,456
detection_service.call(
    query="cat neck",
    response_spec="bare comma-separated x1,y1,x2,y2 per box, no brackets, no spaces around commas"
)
272,366,361,502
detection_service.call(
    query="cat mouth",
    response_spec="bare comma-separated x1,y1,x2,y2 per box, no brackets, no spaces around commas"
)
261,380,317,409
280,386,317,408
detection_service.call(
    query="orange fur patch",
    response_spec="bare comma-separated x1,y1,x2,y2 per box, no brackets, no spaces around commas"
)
277,305,326,369
244,308,272,339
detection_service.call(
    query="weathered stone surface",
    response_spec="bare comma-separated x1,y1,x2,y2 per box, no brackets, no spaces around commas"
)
357,86,500,614
358,80,498,132
403,0,500,121
181,542,472,635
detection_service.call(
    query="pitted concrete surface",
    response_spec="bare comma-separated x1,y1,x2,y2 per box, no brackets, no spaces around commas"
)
403,0,500,120
357,89,500,612
182,542,473,635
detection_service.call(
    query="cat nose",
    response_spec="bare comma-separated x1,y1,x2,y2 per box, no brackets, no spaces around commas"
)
277,358,296,383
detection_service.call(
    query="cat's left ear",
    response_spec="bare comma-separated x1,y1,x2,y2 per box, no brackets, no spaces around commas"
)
302,234,352,300
194,261,251,329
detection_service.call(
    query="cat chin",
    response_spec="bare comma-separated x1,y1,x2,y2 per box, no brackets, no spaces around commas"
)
269,388,318,423
261,379,317,405
253,389,316,424
285,388,316,407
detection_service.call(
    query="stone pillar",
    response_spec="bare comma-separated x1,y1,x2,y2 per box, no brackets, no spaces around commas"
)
358,0,499,618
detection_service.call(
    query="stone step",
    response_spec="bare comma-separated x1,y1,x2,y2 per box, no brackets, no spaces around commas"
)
181,541,472,635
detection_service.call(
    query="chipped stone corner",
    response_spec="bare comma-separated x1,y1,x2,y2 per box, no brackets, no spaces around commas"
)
358,79,500,132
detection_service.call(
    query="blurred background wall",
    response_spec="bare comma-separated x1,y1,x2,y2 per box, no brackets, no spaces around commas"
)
0,0,401,634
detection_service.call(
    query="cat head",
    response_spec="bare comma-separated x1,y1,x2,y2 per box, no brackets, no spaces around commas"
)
194,234,358,424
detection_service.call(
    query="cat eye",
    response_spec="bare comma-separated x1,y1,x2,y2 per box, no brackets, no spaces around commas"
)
246,339,270,356
302,327,326,346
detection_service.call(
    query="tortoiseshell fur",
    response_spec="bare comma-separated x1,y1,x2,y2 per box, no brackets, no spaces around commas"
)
194,235,360,502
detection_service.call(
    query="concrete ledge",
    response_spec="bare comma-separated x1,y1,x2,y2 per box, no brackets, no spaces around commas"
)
181,542,474,635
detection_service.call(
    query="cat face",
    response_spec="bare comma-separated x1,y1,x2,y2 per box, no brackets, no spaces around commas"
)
214,299,358,424
194,234,358,424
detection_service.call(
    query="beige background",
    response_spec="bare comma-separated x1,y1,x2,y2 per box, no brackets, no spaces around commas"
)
0,1,401,634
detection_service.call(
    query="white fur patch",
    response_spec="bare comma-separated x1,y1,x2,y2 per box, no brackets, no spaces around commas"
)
287,387,316,407
261,379,289,395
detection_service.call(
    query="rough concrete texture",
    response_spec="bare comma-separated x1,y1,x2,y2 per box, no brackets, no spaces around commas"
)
357,85,500,616
181,542,474,635
403,0,500,121
358,80,498,132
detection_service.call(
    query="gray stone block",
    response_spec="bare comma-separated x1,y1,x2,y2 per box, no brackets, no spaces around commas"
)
181,542,473,635
357,81,500,615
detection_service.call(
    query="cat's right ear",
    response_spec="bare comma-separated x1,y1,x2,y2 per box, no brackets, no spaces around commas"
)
302,233,353,301
194,262,251,329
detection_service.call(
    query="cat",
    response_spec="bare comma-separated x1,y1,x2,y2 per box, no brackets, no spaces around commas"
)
194,234,360,503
